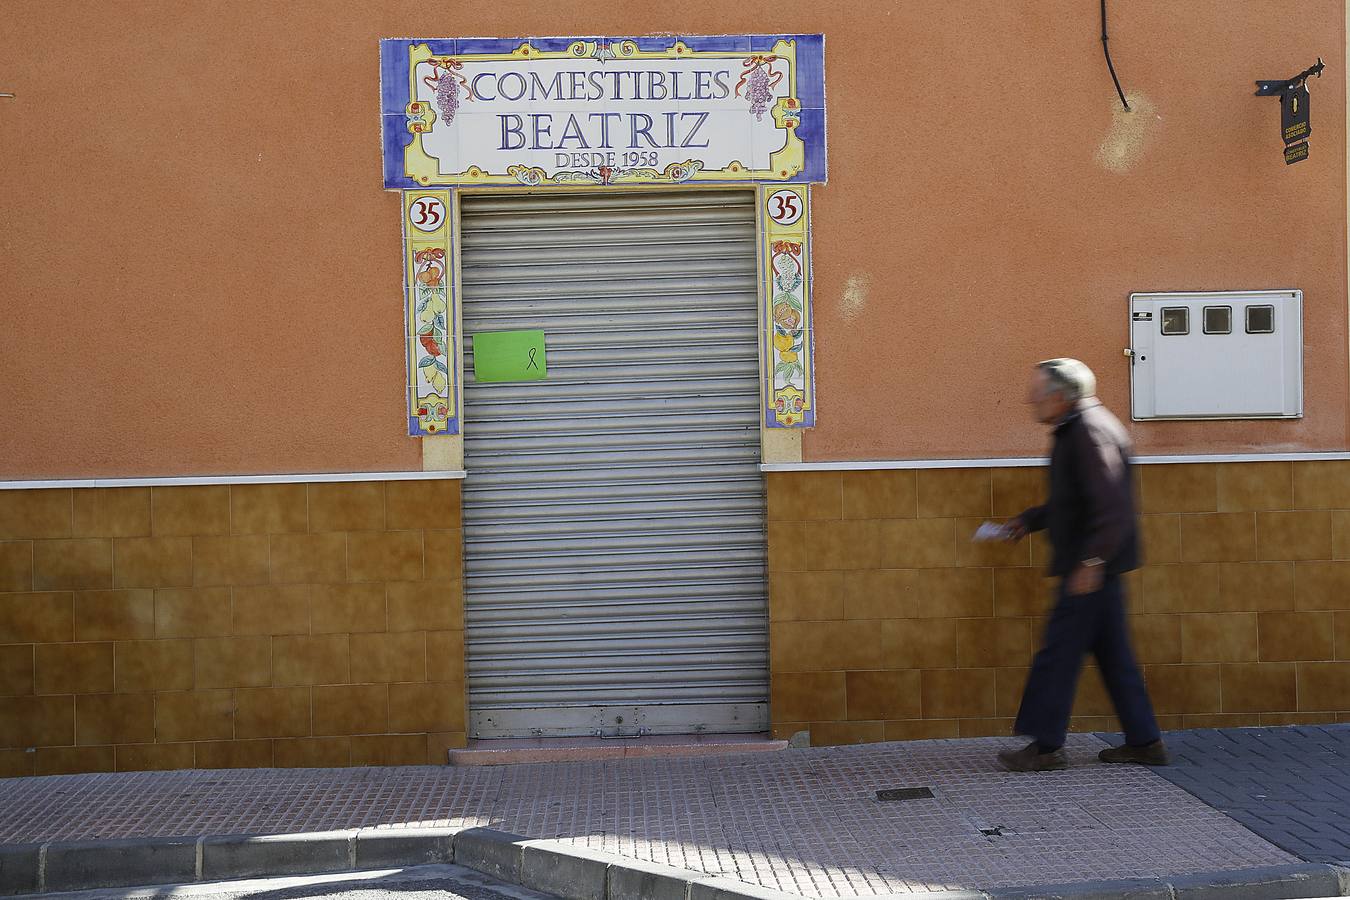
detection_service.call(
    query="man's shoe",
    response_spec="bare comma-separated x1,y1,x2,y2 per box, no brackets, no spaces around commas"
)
1098,740,1170,766
997,740,1068,772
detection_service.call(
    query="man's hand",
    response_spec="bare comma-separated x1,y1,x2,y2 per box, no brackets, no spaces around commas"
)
1066,563,1105,596
1003,516,1028,542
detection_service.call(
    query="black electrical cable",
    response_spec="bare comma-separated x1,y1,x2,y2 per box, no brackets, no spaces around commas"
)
1100,0,1131,111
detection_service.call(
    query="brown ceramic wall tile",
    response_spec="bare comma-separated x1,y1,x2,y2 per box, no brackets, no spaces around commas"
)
387,581,461,632
1294,562,1350,611
0,695,74,747
1179,514,1256,563
1180,713,1262,729
308,482,386,533
35,642,113,694
347,532,423,583
0,542,33,592
115,640,193,693
0,748,36,778
76,693,155,745
1138,565,1221,614
233,585,310,636
0,592,73,643
424,530,464,583
234,686,311,738
806,720,885,746
152,487,230,536
1292,460,1350,510
36,746,114,776
1180,613,1259,662
1220,662,1297,713
425,631,464,683
1297,662,1350,711
1335,510,1350,560
993,568,1050,618
193,535,270,587
916,469,991,519
883,719,961,741
992,467,1043,518
841,471,916,520
351,733,428,767
75,590,154,641
351,632,426,683
994,667,1029,717
389,682,465,733
231,484,308,534
274,737,350,767
194,739,273,768
270,533,346,584
0,644,34,696
844,670,921,720
1139,515,1181,564
955,518,1032,567
1129,615,1183,664
841,570,922,620
311,583,387,634
387,479,461,531
195,636,271,689
1071,668,1114,716
1257,611,1334,662
913,569,994,618
766,472,842,521
767,522,805,572
116,742,196,773
1259,712,1342,726
956,618,1032,668
114,537,193,589
881,619,959,670
156,690,234,742
1337,612,1350,660
802,520,880,570
313,684,388,735
1140,464,1217,514
770,621,884,672
0,490,72,540
876,519,956,569
1216,463,1293,512
34,540,113,590
1257,511,1334,561
921,668,995,718
154,587,232,638
272,635,349,686
1218,562,1295,612
73,489,151,538
425,731,468,762
770,671,846,722
957,718,1014,738
770,571,844,621
1143,663,1221,714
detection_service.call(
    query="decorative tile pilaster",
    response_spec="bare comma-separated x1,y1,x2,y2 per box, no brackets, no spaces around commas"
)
761,184,814,427
403,190,458,435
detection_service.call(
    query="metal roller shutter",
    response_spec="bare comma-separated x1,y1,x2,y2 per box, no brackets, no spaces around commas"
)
458,189,768,739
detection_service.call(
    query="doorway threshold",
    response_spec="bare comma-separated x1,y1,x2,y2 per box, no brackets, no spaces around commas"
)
447,733,787,766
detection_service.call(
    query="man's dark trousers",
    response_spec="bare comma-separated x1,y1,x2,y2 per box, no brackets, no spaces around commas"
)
1014,575,1161,751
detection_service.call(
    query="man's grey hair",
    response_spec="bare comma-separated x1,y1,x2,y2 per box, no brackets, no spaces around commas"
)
1037,358,1096,402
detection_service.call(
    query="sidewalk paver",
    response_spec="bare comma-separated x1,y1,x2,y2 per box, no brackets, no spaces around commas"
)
1101,725,1350,865
0,734,1304,897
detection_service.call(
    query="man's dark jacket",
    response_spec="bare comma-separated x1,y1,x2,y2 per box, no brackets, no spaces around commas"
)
1020,398,1139,577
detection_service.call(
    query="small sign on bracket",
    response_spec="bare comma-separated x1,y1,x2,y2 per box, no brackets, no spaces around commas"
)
1255,58,1323,166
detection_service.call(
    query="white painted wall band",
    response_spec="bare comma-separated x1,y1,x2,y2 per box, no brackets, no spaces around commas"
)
762,451,1350,472
0,470,467,490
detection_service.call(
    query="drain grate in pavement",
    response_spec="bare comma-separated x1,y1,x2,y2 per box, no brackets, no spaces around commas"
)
876,787,935,801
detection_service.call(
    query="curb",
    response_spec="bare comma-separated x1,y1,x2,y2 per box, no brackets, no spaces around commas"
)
1,828,1347,899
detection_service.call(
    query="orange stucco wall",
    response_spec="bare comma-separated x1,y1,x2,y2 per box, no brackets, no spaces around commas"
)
0,2,1345,479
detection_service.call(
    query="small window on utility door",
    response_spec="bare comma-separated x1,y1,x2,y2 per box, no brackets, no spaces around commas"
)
1160,307,1189,335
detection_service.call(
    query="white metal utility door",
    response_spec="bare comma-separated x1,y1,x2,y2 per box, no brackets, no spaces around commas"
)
458,189,769,739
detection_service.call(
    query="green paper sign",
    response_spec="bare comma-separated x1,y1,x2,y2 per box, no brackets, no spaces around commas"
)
472,330,548,382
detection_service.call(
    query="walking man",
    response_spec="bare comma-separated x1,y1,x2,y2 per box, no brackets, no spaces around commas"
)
997,358,1169,772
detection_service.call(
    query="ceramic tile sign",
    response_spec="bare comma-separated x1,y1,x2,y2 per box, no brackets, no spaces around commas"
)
473,330,548,382
381,35,825,188
404,190,456,436
762,184,813,427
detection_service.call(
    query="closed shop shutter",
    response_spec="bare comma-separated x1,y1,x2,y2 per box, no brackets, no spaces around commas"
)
458,189,768,738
